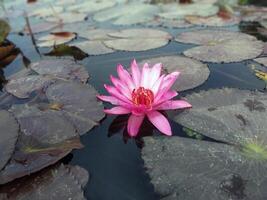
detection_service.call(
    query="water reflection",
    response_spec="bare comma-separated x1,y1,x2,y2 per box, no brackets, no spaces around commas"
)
108,115,157,148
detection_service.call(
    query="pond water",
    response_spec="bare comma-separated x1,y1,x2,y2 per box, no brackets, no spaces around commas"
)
0,0,267,200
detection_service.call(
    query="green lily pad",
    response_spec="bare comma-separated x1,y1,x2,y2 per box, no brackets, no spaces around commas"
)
0,110,19,171
46,81,105,135
93,3,159,25
0,164,88,199
140,55,210,91
5,75,55,99
72,41,115,55
158,3,219,19
46,12,87,24
142,136,267,200
67,0,115,13
174,88,267,144
185,15,240,27
45,44,88,60
176,30,264,63
254,57,267,67
0,104,82,184
30,58,89,83
0,19,11,43
103,28,172,51
37,32,76,47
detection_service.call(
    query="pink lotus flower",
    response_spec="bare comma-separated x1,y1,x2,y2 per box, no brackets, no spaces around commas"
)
97,59,192,137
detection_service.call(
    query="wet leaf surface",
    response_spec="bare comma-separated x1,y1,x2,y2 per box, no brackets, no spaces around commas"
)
67,0,116,13
0,42,20,68
0,164,88,199
174,88,267,144
45,44,88,60
94,3,159,25
0,104,83,184
5,75,55,99
158,3,219,19
142,136,267,200
254,57,267,67
185,15,240,27
0,110,19,171
30,58,89,83
72,41,115,56
176,30,264,63
0,19,10,43
104,28,172,51
46,81,104,135
45,12,87,24
24,21,59,34
140,55,210,91
37,31,76,47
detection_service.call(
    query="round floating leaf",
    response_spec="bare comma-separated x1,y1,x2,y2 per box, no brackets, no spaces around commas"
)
5,75,55,99
28,6,63,18
140,55,210,91
46,81,104,135
46,12,87,24
93,3,159,25
45,44,88,60
142,136,267,200
240,6,267,22
72,41,115,55
0,164,88,200
30,58,89,83
185,15,240,27
67,0,115,13
0,105,82,184
103,28,172,51
0,110,19,171
176,30,264,63
158,3,219,19
160,19,193,29
0,19,11,43
254,57,267,67
37,32,76,47
24,21,59,34
176,29,256,45
77,28,115,41
174,88,267,144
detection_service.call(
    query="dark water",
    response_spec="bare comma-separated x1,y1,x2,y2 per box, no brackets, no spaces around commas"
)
1,22,266,200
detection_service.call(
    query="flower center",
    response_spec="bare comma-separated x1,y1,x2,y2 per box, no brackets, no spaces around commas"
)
132,87,154,107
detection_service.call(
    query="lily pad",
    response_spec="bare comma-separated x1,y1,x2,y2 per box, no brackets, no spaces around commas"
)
103,28,172,51
0,110,19,171
46,12,87,24
24,21,59,34
46,81,104,135
140,55,210,91
176,30,264,63
67,0,116,13
158,3,219,19
30,58,89,83
174,88,267,144
5,75,55,99
77,28,116,40
29,6,63,18
72,41,115,55
93,3,159,25
37,32,76,47
45,44,88,60
185,15,240,27
0,104,82,184
0,20,11,43
254,57,267,67
142,136,267,200
0,164,88,199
